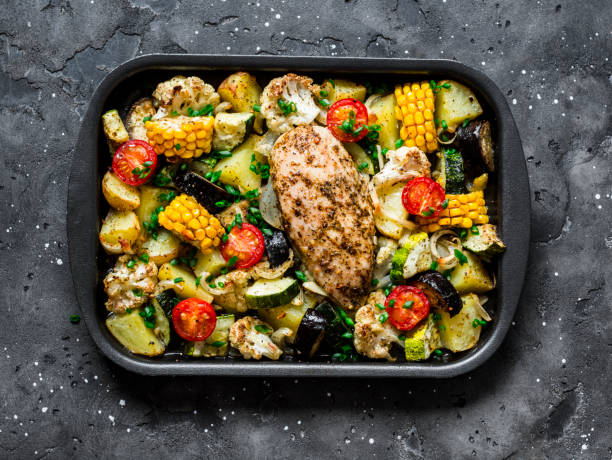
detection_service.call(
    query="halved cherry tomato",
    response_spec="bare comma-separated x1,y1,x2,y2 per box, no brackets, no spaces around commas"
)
385,285,430,331
112,140,157,186
401,176,446,218
326,98,369,142
220,222,265,269
172,298,217,342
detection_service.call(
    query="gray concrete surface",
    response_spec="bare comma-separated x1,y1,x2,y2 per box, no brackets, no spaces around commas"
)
1,0,611,458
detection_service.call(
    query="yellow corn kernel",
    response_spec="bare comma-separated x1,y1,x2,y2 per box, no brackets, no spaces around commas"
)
394,82,438,153
159,194,225,250
146,115,214,160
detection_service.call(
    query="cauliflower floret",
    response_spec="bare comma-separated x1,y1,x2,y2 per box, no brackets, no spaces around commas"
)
353,290,404,361
229,316,283,360
372,146,431,189
398,232,432,279
103,255,158,314
260,73,323,133
152,75,220,118
372,236,398,281
213,268,254,313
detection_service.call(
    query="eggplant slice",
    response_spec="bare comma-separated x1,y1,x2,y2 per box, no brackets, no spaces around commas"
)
173,169,234,213
456,120,494,172
410,270,463,317
293,308,326,359
263,230,291,268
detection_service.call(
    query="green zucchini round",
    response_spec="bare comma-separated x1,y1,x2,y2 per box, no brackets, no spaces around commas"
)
245,277,300,309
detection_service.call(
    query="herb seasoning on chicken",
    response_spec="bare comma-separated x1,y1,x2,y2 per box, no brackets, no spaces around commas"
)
269,125,376,309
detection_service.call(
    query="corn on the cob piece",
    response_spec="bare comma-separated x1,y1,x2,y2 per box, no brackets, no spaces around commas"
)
394,82,438,153
416,190,489,233
157,194,225,252
145,116,214,160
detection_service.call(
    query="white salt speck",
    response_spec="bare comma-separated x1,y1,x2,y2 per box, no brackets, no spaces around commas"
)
32,382,37,387
41,407,48,413
536,94,541,100
108,415,115,424
481,61,485,66
297,420,302,425
52,93,56,98
275,13,280,19
597,205,602,209
553,99,559,104
536,378,540,382
283,426,288,431
83,378,88,383
56,258,63,265
369,438,374,444
119,400,125,407
127,428,131,433
512,98,517,105
195,30,199,35
554,272,558,276
345,438,351,444
13,415,18,419
542,322,546,326
562,358,566,364
595,194,601,199
226,46,231,51
582,444,588,451
327,392,331,397
264,22,269,27
256,46,261,51
569,95,574,101
34,361,38,366
529,105,533,110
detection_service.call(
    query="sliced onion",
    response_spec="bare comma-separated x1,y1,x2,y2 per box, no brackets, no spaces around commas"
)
253,250,294,279
437,131,457,144
259,180,283,229
255,130,281,157
302,281,327,296
153,279,177,296
376,144,384,170
430,229,462,271
271,327,294,347
473,296,492,322
214,101,232,114
200,274,234,295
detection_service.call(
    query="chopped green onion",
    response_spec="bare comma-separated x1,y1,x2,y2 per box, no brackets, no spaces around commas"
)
254,324,271,333
195,276,202,287
143,116,152,123
132,289,143,297
471,225,480,235
357,161,369,171
126,259,136,269
139,253,149,263
430,261,439,270
253,104,261,112
395,139,404,148
295,271,307,282
69,314,80,324
210,341,226,348
371,278,379,287
170,258,178,266
462,118,470,128
375,303,385,311
441,120,448,130
327,78,335,88
454,249,468,265
441,198,449,209
472,318,487,328
173,277,184,283
402,300,414,309
319,98,330,107
434,349,443,356
379,312,389,324
319,89,328,97
388,299,396,308
341,332,353,340
397,334,406,341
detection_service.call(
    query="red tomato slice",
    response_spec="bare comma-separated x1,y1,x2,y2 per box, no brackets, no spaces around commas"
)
326,98,369,142
385,285,430,331
220,222,265,270
112,140,158,186
402,177,446,218
172,298,217,341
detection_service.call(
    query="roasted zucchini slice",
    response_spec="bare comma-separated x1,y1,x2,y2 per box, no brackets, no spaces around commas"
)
212,112,255,151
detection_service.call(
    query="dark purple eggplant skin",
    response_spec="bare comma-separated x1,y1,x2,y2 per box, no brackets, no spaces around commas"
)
410,270,463,317
263,230,290,267
456,120,494,172
294,308,326,359
172,169,234,213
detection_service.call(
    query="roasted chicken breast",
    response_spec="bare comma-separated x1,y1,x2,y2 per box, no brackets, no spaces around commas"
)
270,125,375,309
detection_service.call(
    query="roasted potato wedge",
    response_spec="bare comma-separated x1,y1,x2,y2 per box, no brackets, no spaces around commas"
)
434,80,483,132
106,308,166,356
141,229,181,265
102,109,129,153
374,183,408,239
320,79,367,103
158,262,214,303
437,294,487,352
213,134,265,192
102,171,141,211
449,249,494,294
217,72,264,133
99,209,140,254
366,93,400,151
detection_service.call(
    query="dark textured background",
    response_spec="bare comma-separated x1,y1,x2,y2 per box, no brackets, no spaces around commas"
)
1,0,611,458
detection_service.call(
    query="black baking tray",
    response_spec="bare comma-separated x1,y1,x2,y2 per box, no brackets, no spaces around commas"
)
67,54,530,377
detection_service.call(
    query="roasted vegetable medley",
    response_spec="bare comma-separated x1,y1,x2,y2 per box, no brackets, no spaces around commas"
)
99,72,504,363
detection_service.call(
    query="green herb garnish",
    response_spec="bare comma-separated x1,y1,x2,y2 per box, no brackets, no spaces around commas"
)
254,324,271,333
430,261,439,270
69,314,80,324
454,249,468,265
379,312,389,324
395,138,404,148
295,271,307,282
